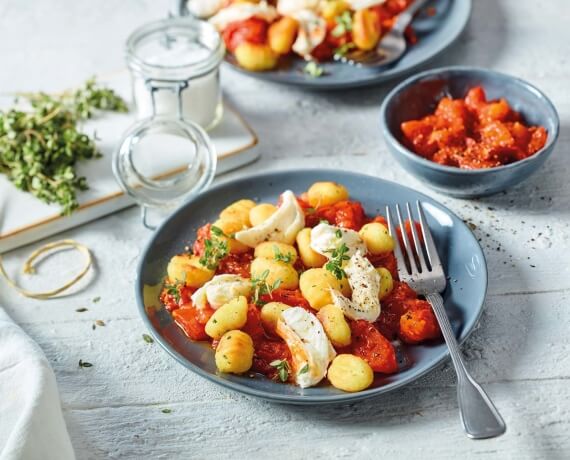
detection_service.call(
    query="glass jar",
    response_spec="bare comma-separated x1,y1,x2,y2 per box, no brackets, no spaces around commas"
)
126,17,224,130
114,17,221,230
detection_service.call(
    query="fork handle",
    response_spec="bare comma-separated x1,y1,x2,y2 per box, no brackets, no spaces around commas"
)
393,0,430,32
425,293,507,439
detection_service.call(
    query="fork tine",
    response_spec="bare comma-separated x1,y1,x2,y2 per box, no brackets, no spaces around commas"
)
416,201,443,270
385,206,409,277
406,202,428,272
395,203,419,274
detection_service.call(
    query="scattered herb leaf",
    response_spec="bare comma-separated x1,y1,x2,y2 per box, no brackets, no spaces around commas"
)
270,359,290,382
161,408,172,414
92,296,101,303
304,61,324,78
325,242,350,280
142,333,154,344
78,359,93,368
332,11,353,37
251,270,281,305
273,245,293,264
95,319,105,327
75,307,88,312
299,363,310,375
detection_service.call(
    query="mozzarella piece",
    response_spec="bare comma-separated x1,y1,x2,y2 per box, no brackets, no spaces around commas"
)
310,223,367,259
234,191,305,248
209,1,278,31
331,251,381,322
191,274,251,310
187,0,225,19
277,0,319,16
276,307,336,388
291,10,326,58
346,0,386,11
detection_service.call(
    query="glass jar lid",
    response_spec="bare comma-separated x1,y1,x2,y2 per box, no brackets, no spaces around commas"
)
126,17,224,81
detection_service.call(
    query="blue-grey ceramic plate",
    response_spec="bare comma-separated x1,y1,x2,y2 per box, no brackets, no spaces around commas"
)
224,0,471,89
136,169,487,404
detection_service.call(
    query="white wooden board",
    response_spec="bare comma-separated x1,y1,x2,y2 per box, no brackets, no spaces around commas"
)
0,72,259,253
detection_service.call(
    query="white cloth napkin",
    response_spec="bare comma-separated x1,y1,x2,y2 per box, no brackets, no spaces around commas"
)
0,307,75,460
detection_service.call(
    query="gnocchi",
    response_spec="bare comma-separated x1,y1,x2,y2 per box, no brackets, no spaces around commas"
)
251,256,299,290
249,203,277,226
316,304,351,347
307,181,349,208
254,241,298,264
268,17,298,55
359,222,395,255
205,296,248,339
212,218,250,254
327,354,374,392
234,42,278,72
376,267,394,300
299,268,350,310
219,199,256,227
296,228,327,268
260,302,291,333
167,254,214,288
215,330,254,374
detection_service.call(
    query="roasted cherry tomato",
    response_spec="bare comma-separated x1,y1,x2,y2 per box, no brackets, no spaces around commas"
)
218,252,253,278
242,304,266,342
351,320,398,374
222,18,269,53
172,306,209,341
399,301,440,343
260,289,312,310
252,339,292,380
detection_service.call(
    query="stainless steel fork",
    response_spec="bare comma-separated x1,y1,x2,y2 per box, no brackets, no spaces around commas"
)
386,201,506,439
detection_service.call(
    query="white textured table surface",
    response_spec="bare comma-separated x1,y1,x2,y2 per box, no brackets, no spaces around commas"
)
1,1,569,459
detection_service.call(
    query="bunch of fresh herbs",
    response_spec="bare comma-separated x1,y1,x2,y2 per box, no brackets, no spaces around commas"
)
0,78,128,215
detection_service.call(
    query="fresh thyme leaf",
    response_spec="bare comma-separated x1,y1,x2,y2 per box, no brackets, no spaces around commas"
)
299,363,310,375
325,242,350,280
304,61,324,78
335,229,343,238
270,359,290,382
78,359,93,368
199,227,229,270
334,42,356,57
273,245,293,264
75,307,88,312
161,408,172,414
164,281,182,303
251,270,281,305
92,296,101,303
142,333,154,344
332,11,353,37
0,78,128,215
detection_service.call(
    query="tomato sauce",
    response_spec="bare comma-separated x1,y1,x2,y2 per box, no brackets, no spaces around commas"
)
401,86,548,169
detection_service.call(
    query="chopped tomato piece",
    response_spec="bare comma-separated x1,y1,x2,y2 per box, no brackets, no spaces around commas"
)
192,223,211,257
222,18,269,53
218,252,253,278
399,300,440,343
260,289,312,310
351,320,398,374
252,339,292,380
242,305,266,342
172,307,209,341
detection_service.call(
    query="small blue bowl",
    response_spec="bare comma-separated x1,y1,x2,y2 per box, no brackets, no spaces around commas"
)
380,66,560,198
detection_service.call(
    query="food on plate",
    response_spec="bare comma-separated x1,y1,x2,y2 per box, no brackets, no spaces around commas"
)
400,86,549,169
202,0,418,72
160,181,442,392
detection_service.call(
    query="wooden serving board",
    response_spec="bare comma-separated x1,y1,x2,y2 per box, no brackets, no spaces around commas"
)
0,72,259,253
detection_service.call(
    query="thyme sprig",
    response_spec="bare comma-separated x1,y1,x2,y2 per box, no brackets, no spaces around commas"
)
273,245,293,264
332,11,353,37
199,225,229,270
325,242,350,280
251,269,282,305
0,77,128,215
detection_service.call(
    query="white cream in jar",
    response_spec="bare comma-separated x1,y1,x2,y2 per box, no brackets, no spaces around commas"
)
126,17,225,130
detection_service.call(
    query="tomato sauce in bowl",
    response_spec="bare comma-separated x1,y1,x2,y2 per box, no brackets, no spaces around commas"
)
400,86,548,169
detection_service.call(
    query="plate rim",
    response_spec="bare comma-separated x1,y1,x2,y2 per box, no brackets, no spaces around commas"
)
223,0,472,90
136,168,488,404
